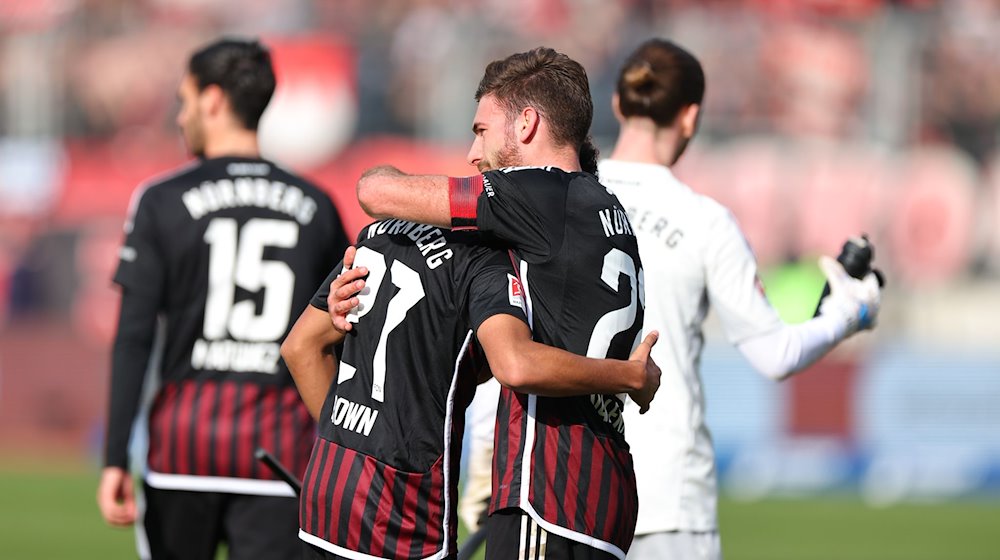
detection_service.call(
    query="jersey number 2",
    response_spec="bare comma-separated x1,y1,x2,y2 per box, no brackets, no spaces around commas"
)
586,248,645,358
340,246,425,402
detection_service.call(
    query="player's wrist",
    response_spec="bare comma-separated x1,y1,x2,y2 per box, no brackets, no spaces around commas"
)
624,360,645,392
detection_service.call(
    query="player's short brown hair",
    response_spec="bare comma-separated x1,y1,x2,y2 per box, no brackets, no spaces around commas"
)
475,47,593,155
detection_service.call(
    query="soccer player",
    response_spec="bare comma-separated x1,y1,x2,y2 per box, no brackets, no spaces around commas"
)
285,230,660,559
354,47,645,560
597,39,883,560
95,38,349,559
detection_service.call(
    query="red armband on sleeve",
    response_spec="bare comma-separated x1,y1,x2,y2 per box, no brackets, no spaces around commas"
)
449,175,485,230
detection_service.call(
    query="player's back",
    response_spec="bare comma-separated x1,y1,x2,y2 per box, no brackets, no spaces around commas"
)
300,219,520,559
461,167,644,558
598,159,782,533
116,156,345,491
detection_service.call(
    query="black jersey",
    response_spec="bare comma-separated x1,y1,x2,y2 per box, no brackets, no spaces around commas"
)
450,167,644,559
298,220,528,559
109,156,347,494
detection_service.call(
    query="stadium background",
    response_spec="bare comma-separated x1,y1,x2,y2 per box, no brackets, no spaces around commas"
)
0,0,998,558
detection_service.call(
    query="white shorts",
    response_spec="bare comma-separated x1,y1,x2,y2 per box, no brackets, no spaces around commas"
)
626,531,721,560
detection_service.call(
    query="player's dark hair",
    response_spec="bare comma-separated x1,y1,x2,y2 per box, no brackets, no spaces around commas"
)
580,136,599,175
476,47,593,154
188,38,275,130
617,39,704,126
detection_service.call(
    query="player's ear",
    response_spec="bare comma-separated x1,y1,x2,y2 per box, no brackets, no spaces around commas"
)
200,83,227,120
517,107,540,144
678,103,701,138
611,93,625,124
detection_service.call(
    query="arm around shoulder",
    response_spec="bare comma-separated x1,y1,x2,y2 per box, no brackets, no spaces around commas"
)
476,314,651,397
356,165,452,227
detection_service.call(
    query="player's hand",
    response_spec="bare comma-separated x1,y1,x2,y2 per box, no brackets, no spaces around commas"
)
627,331,661,414
97,466,136,527
327,246,368,334
818,256,883,335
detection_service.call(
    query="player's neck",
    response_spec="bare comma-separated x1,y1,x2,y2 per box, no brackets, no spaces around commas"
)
610,119,679,168
523,143,581,172
202,128,261,160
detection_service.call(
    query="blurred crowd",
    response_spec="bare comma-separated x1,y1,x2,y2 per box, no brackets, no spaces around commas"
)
1,0,1000,327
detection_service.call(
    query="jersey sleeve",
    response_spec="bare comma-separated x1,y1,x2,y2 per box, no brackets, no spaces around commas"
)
449,168,568,262
463,248,529,332
704,207,783,344
113,186,167,300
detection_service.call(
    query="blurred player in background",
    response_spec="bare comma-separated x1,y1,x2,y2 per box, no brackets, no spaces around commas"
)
284,237,658,559
356,47,646,560
460,38,885,560
96,37,349,559
598,39,883,560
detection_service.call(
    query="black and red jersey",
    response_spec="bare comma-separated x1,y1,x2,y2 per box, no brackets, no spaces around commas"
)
450,167,644,559
299,220,527,559
109,156,347,495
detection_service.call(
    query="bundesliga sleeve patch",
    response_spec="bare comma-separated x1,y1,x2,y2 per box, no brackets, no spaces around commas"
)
508,273,525,311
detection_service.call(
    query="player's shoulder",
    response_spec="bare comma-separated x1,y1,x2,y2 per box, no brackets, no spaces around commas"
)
358,218,483,248
136,159,204,194
357,219,500,274
125,159,205,215
485,165,578,189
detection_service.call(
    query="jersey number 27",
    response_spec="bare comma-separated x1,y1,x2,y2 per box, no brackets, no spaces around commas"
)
339,247,426,403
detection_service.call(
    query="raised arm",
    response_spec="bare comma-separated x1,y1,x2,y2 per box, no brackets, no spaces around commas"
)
356,165,452,227
476,314,661,412
281,304,344,420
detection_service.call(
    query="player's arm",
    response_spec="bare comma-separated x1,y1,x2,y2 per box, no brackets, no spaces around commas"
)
358,167,562,261
98,188,166,527
734,256,882,380
98,286,159,527
476,314,661,412
356,165,451,227
281,303,344,420
706,213,882,380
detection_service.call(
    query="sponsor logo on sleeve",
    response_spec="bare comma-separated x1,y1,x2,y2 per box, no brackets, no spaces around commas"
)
508,273,525,311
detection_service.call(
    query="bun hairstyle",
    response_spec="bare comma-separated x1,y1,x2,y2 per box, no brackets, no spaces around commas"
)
616,39,704,127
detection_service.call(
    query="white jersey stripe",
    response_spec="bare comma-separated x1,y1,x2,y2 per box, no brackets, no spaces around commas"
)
144,471,296,497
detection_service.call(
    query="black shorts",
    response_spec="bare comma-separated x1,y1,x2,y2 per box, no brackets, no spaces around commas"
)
141,482,299,560
485,508,620,560
301,541,351,560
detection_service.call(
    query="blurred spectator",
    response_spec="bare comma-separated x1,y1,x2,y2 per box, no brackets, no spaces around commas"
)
919,0,1000,165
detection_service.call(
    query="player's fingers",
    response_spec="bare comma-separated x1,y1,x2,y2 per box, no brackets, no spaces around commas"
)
334,267,367,288
342,245,357,269
333,296,360,314
641,331,659,351
631,331,658,361
334,279,366,299
818,255,848,285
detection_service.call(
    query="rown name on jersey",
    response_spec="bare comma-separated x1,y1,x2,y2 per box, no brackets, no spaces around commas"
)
591,393,626,434
181,178,319,225
331,396,379,436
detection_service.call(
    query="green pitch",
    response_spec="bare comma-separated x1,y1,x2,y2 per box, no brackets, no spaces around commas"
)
1,465,997,560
